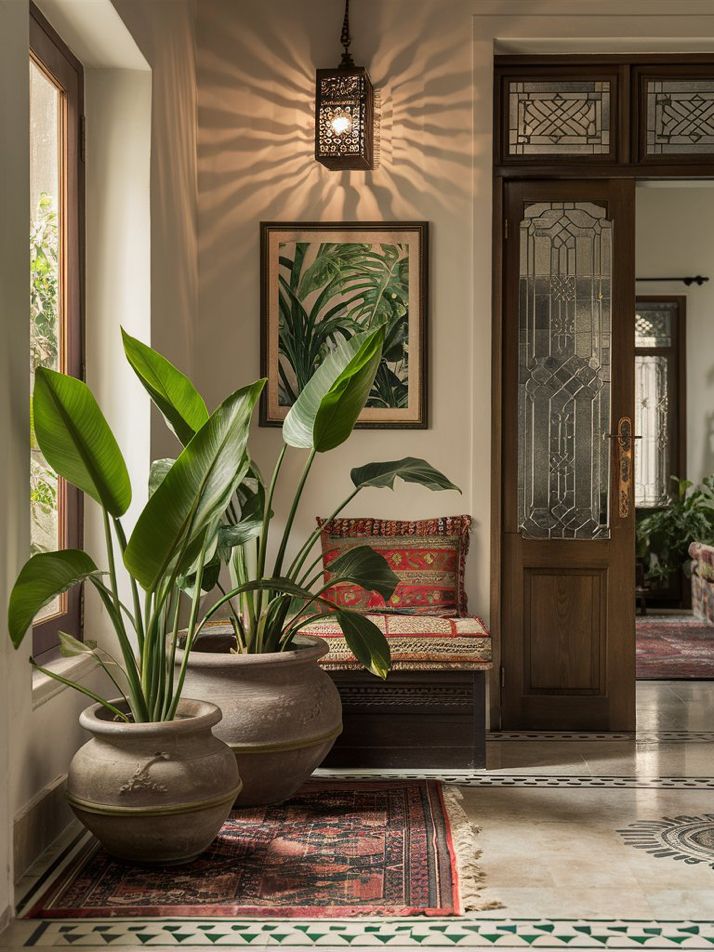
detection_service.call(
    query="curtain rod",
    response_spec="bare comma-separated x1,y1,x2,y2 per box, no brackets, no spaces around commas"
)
636,275,709,286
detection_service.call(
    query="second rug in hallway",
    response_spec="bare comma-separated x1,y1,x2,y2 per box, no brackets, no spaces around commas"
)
636,615,714,679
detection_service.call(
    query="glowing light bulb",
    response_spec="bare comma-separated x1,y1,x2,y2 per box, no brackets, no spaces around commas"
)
330,110,352,136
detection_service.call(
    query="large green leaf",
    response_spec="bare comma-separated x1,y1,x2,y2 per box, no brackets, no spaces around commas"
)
124,381,264,590
122,329,209,446
313,328,383,452
350,457,461,494
334,609,391,679
217,462,268,557
8,550,98,648
327,545,399,600
283,329,383,452
33,368,131,516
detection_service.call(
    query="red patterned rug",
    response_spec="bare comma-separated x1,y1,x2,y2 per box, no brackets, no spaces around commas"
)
636,616,714,679
26,781,485,919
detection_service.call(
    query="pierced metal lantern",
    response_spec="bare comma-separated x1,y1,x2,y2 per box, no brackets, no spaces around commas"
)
315,0,375,171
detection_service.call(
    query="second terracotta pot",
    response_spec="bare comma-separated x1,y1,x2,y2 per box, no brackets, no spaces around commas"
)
178,635,342,806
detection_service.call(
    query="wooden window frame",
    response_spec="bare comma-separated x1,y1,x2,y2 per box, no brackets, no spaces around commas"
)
633,64,714,166
494,55,714,177
495,64,624,167
30,4,85,658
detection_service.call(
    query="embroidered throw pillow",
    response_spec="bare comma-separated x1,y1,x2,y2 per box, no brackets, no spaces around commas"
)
317,516,472,617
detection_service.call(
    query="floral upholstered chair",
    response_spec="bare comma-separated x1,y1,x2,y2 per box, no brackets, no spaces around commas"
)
689,542,714,624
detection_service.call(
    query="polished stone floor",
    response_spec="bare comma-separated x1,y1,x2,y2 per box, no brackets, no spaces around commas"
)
2,681,713,949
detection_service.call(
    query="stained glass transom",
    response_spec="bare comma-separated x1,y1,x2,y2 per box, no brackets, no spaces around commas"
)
635,355,671,508
518,202,612,540
646,79,714,155
508,81,611,156
635,305,673,347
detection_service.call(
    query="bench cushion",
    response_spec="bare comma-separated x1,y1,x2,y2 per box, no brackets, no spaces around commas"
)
307,613,492,671
317,516,472,617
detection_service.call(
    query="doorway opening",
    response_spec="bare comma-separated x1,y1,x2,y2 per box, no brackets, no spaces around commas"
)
493,55,714,730
634,185,714,681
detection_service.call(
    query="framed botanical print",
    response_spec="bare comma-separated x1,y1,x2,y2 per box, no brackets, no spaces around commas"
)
260,221,428,428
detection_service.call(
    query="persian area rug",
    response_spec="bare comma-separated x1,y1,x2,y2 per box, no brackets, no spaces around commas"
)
636,615,714,679
26,781,488,919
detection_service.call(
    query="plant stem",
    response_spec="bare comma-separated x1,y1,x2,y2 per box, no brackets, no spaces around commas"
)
113,518,145,651
253,444,286,642
31,660,129,721
167,545,207,720
101,511,149,722
287,487,359,580
272,449,316,579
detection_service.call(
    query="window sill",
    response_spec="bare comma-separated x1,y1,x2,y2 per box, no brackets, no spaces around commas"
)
32,651,97,710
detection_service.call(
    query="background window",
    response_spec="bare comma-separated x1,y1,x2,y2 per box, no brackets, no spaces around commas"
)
30,5,84,657
634,297,686,509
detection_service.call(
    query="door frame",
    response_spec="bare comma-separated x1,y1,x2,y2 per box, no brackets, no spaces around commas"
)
490,53,714,728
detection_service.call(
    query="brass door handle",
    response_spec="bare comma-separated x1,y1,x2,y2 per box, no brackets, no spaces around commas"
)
610,417,635,519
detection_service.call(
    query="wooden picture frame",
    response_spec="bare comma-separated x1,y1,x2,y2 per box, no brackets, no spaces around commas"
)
260,221,428,429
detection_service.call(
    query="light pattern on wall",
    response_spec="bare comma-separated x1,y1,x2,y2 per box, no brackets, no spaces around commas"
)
518,202,612,540
647,80,714,155
508,81,611,156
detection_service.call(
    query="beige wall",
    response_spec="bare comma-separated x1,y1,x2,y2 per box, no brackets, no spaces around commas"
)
196,0,485,607
636,186,714,487
113,0,198,462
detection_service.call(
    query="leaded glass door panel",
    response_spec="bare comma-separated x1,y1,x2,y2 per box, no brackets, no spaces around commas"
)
501,180,636,731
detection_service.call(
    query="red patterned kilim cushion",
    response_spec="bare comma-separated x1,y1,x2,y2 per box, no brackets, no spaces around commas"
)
317,516,472,617
307,613,492,671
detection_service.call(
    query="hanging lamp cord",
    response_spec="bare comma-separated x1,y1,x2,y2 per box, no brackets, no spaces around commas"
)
339,0,355,67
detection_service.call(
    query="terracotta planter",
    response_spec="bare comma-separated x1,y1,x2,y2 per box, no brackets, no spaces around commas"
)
67,699,241,864
179,635,342,806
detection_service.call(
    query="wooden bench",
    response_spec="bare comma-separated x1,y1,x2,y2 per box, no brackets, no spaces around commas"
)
305,614,492,769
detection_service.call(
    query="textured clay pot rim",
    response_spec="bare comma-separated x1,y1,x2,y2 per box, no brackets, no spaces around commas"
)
79,697,222,737
177,633,329,669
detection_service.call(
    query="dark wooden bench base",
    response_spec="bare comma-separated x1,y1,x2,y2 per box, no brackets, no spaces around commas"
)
323,669,487,769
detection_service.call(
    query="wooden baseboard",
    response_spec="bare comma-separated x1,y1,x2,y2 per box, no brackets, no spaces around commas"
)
13,775,74,882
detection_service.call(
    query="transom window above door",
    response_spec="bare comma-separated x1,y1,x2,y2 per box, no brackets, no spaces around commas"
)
495,58,714,172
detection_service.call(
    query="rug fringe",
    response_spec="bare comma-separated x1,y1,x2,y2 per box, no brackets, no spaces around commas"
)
441,785,503,913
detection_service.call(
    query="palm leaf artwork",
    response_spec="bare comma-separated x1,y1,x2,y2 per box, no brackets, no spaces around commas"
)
277,241,410,411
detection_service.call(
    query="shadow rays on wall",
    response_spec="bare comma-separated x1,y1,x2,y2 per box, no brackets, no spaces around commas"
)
196,0,474,383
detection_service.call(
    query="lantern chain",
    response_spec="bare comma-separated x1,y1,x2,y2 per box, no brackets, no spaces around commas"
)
339,0,354,68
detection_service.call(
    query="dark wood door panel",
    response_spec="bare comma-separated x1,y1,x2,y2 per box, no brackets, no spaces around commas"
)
500,179,636,731
525,567,606,696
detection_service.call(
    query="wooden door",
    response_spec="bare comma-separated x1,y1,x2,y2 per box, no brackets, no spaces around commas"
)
501,179,636,731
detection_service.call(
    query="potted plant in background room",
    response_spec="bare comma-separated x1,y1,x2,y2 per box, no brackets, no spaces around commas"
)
123,326,460,806
637,475,714,593
7,367,265,862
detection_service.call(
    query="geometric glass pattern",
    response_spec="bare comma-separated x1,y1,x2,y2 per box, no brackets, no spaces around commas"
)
518,202,612,539
647,80,714,154
636,304,673,347
635,355,671,508
509,81,611,156
634,299,679,508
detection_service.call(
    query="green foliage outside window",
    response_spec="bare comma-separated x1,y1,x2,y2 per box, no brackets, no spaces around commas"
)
30,193,59,554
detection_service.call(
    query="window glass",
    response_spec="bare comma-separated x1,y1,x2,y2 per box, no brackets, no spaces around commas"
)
30,57,63,622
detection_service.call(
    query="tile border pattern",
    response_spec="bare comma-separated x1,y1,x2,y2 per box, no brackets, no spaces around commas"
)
486,730,714,743
317,771,714,789
21,917,714,948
